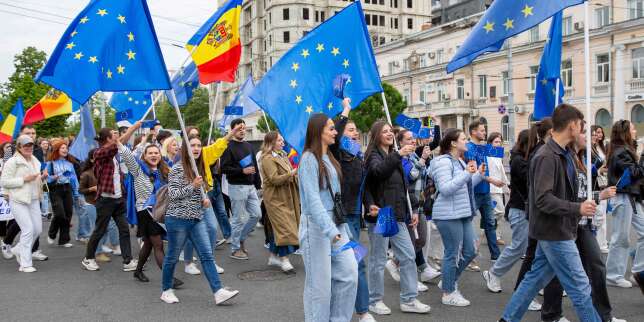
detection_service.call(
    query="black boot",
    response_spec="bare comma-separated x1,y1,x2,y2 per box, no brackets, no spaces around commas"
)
173,277,184,289
134,270,149,282
633,271,644,295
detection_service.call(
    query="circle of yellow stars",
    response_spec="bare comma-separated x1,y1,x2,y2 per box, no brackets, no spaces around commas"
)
288,42,353,115
482,4,533,34
65,8,137,80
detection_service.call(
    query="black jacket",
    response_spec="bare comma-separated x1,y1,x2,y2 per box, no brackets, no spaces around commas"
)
528,139,582,241
363,148,417,223
507,151,529,211
330,116,365,215
414,125,441,157
220,140,261,189
607,146,644,199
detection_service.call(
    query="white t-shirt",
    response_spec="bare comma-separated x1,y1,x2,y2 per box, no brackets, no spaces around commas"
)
101,157,122,199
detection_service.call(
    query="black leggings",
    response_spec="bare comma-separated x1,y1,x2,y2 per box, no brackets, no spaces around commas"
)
3,220,40,252
136,235,165,272
48,184,74,245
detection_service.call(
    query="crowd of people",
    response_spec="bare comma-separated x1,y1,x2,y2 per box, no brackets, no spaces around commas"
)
0,99,642,322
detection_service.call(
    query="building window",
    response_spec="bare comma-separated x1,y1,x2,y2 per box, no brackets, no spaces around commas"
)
628,0,644,19
633,48,644,79
530,65,539,91
303,30,310,37
394,18,399,29
303,8,309,20
407,18,413,29
632,104,644,123
269,12,271,24
561,59,573,87
501,115,510,142
394,0,398,8
595,108,613,127
380,15,385,27
263,40,266,51
596,54,610,83
436,49,444,64
380,0,385,4
283,31,290,43
437,82,446,101
365,14,371,25
457,79,465,99
283,8,289,20
269,35,272,47
407,0,413,8
502,71,509,95
365,0,370,3
562,16,573,36
403,88,410,104
379,36,385,45
321,11,326,21
530,26,539,42
595,6,609,28
419,54,427,68
479,75,487,98
419,84,426,103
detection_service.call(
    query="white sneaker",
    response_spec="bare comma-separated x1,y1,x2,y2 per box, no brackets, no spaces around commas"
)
369,301,391,315
417,281,429,292
607,278,632,288
11,247,21,266
47,237,55,245
538,288,544,296
549,317,571,322
100,245,114,254
420,266,441,282
160,289,180,304
385,259,400,282
442,290,470,307
62,243,73,248
437,280,458,291
1,242,13,259
32,250,48,261
528,299,542,311
112,246,122,256
281,258,294,272
609,317,627,322
600,247,609,254
267,255,282,268
184,263,201,275
482,270,502,293
358,312,377,322
81,258,99,271
214,287,239,305
123,259,138,272
216,264,225,274
19,266,37,273
400,298,431,314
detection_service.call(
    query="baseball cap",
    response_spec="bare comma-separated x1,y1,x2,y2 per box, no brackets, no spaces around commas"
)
16,135,34,146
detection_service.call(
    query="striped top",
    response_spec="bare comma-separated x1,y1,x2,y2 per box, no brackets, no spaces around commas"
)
167,163,203,220
118,144,160,212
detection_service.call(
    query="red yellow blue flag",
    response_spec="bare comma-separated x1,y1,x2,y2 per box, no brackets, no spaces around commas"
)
0,99,25,144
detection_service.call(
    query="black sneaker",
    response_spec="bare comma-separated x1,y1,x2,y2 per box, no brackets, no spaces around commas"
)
134,271,149,282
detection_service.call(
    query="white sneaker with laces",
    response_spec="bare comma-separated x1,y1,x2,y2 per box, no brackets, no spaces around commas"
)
528,299,542,311
548,317,571,322
420,266,441,282
100,245,114,254
358,312,377,322
267,255,282,268
609,317,627,322
62,243,73,248
160,289,179,304
81,258,99,271
112,246,122,256
442,290,470,307
368,301,391,315
32,250,48,261
482,270,502,293
216,264,225,274
280,258,294,272
47,237,55,245
385,259,400,282
1,242,13,259
417,281,429,292
11,247,21,266
214,287,239,305
19,266,37,273
184,263,201,275
607,278,632,288
400,299,431,313
123,259,138,272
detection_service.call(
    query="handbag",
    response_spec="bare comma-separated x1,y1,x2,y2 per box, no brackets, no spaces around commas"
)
324,170,346,225
374,206,399,237
151,185,168,223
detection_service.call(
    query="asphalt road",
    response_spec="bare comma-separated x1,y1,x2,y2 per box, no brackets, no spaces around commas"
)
1,216,642,322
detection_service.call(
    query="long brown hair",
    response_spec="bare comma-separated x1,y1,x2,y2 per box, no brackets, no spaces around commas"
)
180,135,206,183
365,121,393,159
48,138,74,162
142,144,169,181
526,117,553,159
303,114,341,189
439,128,463,155
591,125,606,153
607,120,638,167
261,131,280,158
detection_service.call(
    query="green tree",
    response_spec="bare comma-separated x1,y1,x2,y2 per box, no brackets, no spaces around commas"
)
350,82,406,132
255,114,277,133
65,94,115,136
155,88,221,141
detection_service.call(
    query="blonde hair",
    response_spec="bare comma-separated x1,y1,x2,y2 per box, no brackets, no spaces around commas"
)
161,136,177,158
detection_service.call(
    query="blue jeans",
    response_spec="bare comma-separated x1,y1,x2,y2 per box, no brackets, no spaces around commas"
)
209,186,231,239
475,193,500,259
228,184,261,252
502,240,601,322
491,208,529,277
345,214,369,314
184,207,218,262
300,216,357,322
367,222,418,304
77,198,93,239
162,215,222,292
40,192,50,215
606,194,644,280
434,216,477,293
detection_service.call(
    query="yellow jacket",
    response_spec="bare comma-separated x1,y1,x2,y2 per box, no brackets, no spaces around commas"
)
202,138,229,189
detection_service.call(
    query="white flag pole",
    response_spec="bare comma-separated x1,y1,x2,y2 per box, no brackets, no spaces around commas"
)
262,110,272,132
207,82,222,145
583,1,593,200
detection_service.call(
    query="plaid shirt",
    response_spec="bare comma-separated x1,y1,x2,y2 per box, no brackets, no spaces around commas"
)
93,144,122,197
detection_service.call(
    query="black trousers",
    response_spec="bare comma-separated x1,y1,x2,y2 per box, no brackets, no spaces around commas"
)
515,237,564,322
3,219,39,252
85,197,132,263
541,225,613,322
48,184,74,244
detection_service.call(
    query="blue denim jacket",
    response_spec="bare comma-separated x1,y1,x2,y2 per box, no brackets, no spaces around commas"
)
298,152,341,240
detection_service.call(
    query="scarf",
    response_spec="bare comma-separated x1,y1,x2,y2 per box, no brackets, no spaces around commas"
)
402,157,413,184
125,158,167,225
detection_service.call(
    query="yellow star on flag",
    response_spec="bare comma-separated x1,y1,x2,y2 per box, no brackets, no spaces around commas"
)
106,70,113,79
66,42,76,50
541,79,548,85
305,106,313,114
97,9,108,17
327,102,333,110
80,16,89,24
342,59,349,68
301,49,310,58
295,96,303,104
289,80,298,88
117,15,126,24
74,52,84,60
117,65,125,74
503,18,514,30
522,4,534,18
331,47,340,56
127,32,135,42
128,97,133,102
134,100,139,105
347,76,352,83
316,43,325,52
552,88,557,95
291,62,299,72
483,21,495,33
70,30,78,37
126,50,136,60
88,56,98,63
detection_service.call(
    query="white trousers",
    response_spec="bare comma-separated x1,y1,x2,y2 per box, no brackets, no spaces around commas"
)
12,199,42,268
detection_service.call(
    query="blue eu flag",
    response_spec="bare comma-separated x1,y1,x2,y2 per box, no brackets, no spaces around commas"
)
447,0,583,73
249,2,382,153
165,62,200,107
109,91,153,126
36,0,171,104
219,76,260,131
534,12,565,120
69,104,97,162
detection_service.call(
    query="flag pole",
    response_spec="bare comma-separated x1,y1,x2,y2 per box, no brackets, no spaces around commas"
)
380,92,419,239
583,1,593,201
262,110,271,131
207,82,222,145
555,78,560,108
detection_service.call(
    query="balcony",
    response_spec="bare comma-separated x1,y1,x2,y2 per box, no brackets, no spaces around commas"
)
430,99,473,116
631,79,644,92
593,83,610,96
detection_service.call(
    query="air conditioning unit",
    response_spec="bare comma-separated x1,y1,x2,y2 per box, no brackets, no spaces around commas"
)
471,109,480,117
428,52,436,59
514,105,526,114
574,22,584,31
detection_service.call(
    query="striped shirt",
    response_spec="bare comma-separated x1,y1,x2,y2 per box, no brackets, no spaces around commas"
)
118,145,160,212
167,163,203,220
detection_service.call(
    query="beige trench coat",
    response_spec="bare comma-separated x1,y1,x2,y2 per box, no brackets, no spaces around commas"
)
260,153,301,246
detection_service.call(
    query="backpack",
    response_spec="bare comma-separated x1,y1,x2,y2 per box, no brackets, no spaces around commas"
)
422,171,438,219
151,185,168,223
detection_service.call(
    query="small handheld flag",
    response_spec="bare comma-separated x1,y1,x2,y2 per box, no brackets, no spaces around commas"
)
616,169,631,190
109,91,153,127
330,240,368,262
0,99,25,144
219,76,260,130
239,154,253,168
417,127,432,139
395,114,422,136
333,74,351,99
224,106,243,116
340,136,362,157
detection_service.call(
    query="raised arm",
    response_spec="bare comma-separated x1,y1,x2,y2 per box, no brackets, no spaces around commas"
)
117,143,142,178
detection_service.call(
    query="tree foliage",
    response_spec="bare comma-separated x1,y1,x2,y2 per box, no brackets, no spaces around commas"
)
155,88,221,141
350,82,406,133
255,113,277,134
65,94,115,136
